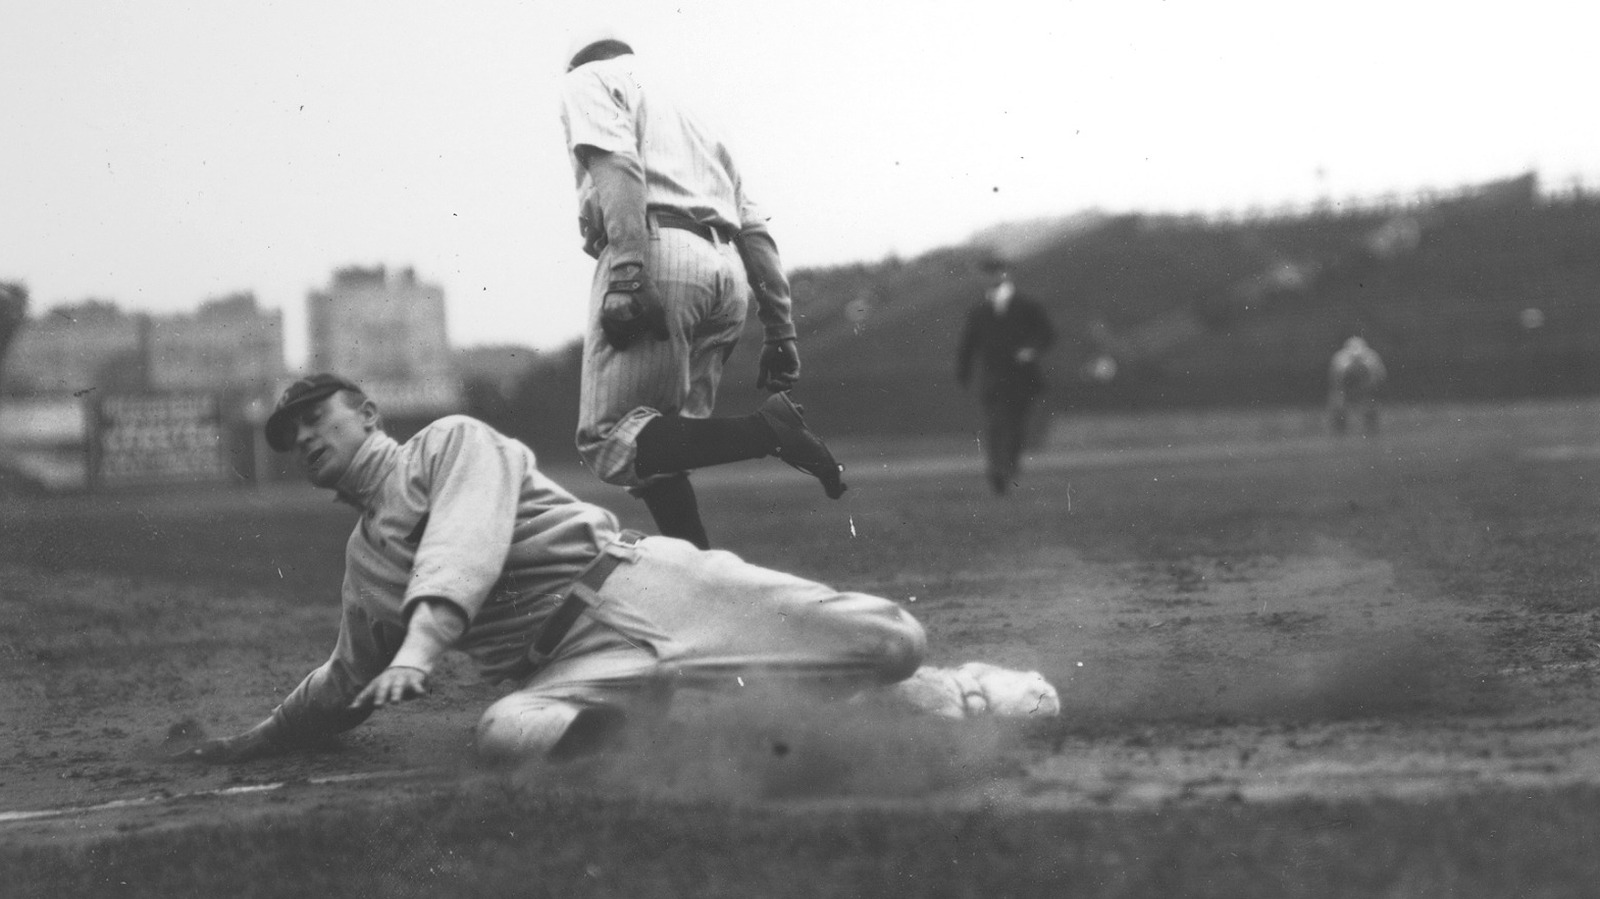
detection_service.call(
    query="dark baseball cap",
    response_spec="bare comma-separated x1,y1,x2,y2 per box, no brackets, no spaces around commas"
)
264,373,363,452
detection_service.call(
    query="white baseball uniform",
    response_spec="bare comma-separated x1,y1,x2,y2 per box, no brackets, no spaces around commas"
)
264,417,927,756
560,53,796,488
1328,337,1387,433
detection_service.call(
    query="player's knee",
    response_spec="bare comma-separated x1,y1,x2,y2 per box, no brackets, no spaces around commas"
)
475,696,585,761
870,605,928,684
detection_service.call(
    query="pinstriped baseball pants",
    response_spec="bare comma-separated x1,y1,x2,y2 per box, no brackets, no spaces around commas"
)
577,222,751,488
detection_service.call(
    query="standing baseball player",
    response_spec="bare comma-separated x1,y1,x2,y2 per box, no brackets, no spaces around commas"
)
559,32,843,551
957,258,1057,494
1327,335,1387,436
176,375,1057,764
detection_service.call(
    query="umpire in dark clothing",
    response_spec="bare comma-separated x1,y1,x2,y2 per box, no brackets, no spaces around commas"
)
957,259,1056,494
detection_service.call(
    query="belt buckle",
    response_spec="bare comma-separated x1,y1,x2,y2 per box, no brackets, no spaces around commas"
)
602,529,645,561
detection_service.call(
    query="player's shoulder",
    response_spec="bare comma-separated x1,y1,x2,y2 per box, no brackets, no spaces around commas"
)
410,415,504,447
564,54,643,95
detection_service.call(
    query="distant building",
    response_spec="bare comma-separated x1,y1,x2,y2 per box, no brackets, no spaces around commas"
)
2,301,143,396
1,294,285,491
454,344,539,397
1,294,285,397
149,293,287,391
305,265,462,415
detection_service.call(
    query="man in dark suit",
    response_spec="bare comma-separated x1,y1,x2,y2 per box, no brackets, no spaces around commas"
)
957,259,1056,494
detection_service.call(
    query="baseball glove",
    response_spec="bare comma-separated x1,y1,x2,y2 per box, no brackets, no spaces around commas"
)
756,337,801,391
600,273,669,350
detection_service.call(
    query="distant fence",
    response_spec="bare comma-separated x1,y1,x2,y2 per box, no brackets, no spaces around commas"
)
86,393,234,490
0,396,90,490
0,380,466,493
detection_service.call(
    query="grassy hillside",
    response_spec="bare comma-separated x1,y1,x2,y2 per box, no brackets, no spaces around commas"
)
480,173,1600,445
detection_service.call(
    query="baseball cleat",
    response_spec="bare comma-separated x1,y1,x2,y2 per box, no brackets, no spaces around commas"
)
888,664,1061,719
758,392,847,499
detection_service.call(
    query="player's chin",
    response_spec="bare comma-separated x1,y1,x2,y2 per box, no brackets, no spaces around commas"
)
303,461,343,489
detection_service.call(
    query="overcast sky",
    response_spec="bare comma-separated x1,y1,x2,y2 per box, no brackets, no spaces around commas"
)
2,0,1593,364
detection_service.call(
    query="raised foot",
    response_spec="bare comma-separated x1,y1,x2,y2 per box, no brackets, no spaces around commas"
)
758,392,848,499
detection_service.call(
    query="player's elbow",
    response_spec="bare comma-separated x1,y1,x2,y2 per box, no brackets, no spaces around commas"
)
574,144,610,168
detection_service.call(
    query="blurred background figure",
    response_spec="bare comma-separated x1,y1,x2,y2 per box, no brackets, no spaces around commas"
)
1327,335,1387,436
957,259,1056,494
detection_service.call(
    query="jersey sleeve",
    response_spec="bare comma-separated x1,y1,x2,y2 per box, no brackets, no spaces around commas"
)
560,66,638,159
731,164,770,233
403,419,524,623
269,599,400,740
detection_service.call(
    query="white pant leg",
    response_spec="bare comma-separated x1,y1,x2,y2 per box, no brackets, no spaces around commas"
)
476,536,926,758
475,612,659,758
587,536,927,687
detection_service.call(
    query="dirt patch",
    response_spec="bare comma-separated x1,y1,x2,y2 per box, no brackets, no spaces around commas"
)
0,539,1567,844
4,404,1600,859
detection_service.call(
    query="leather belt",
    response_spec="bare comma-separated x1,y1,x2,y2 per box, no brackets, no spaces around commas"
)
531,530,645,656
651,210,737,245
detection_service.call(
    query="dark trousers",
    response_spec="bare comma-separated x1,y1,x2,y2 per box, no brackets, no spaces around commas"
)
981,384,1037,493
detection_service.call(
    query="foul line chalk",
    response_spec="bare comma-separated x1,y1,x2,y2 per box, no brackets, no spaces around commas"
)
0,769,430,825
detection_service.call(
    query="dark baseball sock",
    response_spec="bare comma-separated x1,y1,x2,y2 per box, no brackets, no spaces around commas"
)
637,473,710,550
633,413,775,477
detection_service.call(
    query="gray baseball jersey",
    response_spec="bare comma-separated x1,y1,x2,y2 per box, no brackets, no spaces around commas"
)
262,416,927,753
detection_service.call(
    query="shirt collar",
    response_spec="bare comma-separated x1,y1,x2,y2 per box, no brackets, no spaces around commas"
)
987,279,1015,312
333,431,400,509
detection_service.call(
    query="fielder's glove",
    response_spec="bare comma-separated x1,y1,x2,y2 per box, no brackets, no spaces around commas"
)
599,273,669,351
756,338,801,392
579,217,607,259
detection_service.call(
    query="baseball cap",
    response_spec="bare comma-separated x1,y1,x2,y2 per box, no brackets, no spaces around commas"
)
264,373,363,452
564,25,631,71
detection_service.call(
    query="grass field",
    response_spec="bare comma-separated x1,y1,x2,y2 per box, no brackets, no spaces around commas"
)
4,397,1600,897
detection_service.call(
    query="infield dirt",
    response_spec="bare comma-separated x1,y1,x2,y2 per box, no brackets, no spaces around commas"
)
3,399,1600,895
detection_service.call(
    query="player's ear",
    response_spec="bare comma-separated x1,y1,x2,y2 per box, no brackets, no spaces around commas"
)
357,399,381,432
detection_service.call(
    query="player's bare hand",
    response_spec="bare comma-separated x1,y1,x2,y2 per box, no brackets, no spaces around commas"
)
176,736,248,764
170,726,279,764
579,216,607,259
757,338,801,392
351,665,430,710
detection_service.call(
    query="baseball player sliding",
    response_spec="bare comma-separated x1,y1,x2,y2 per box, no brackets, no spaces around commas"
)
176,376,1058,764
560,31,844,552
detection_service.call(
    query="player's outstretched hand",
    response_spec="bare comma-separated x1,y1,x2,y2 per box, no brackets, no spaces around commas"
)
756,338,801,392
351,665,430,710
169,722,281,764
